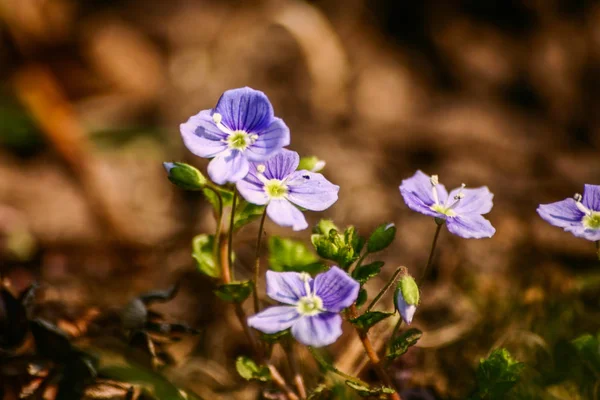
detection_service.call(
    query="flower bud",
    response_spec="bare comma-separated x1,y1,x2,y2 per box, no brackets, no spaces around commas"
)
395,275,419,325
163,162,207,190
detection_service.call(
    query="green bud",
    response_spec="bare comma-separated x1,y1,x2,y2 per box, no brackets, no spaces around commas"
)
311,234,339,259
163,162,207,190
298,156,326,172
397,275,419,306
314,219,339,235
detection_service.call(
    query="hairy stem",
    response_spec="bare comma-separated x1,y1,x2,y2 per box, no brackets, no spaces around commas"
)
228,191,238,281
366,266,405,313
420,222,443,283
203,185,224,275
307,346,370,387
253,208,268,313
285,340,307,398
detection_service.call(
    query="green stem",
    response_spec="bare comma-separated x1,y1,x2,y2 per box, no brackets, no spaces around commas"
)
420,222,443,283
228,191,238,281
203,185,224,272
253,208,268,314
307,346,370,387
366,266,405,313
349,252,369,274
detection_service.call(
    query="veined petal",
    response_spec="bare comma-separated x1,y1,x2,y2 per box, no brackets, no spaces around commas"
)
286,171,340,212
246,119,291,162
207,150,249,185
180,110,228,158
266,270,310,305
236,178,268,205
400,171,449,206
291,313,342,347
449,187,494,215
400,190,445,218
446,214,495,239
537,199,585,228
313,266,359,312
583,184,600,212
267,200,308,231
261,149,299,180
247,306,300,334
565,225,600,241
214,87,274,132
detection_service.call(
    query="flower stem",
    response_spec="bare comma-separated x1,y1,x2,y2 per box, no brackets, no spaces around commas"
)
366,266,405,313
285,340,307,398
203,185,224,276
420,222,443,283
350,252,369,274
228,190,238,281
348,305,402,400
307,346,370,387
253,208,268,313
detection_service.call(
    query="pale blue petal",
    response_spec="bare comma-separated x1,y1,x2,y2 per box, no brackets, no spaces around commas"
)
446,215,495,239
396,294,417,325
583,184,600,212
565,225,600,241
261,149,299,180
449,187,494,215
245,119,291,162
266,270,310,305
400,171,448,217
286,171,340,212
236,178,268,205
537,198,584,229
207,150,249,185
247,306,300,334
313,266,359,312
291,313,342,347
180,110,228,158
214,87,273,132
267,199,308,231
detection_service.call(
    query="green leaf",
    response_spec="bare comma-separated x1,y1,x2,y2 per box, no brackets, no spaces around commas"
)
202,186,234,213
350,311,394,331
386,328,422,360
191,234,219,278
214,281,253,303
344,226,365,254
344,381,395,397
270,236,324,274
234,200,265,231
352,261,384,284
470,348,524,400
367,223,396,253
571,333,600,373
163,162,207,190
356,288,368,309
298,156,326,172
235,356,271,382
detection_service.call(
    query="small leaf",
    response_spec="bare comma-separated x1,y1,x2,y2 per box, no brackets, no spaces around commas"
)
307,384,331,400
235,356,271,382
202,186,234,213
352,261,384,284
355,288,368,309
214,281,253,303
191,234,220,278
386,328,422,360
298,156,326,172
163,162,207,190
367,223,396,253
270,236,324,274
344,381,395,397
350,311,393,331
470,348,524,400
234,200,265,231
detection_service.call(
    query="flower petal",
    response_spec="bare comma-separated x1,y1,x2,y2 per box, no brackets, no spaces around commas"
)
583,184,600,212
396,293,417,325
262,149,300,180
286,171,340,212
400,171,448,217
207,150,249,185
245,118,291,162
537,198,584,228
291,313,342,347
266,199,308,231
449,187,494,215
266,270,309,305
446,214,495,239
565,224,600,241
247,306,300,334
180,110,228,158
214,87,274,132
314,266,360,312
236,178,268,205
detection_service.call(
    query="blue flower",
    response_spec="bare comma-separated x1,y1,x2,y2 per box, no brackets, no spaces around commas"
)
248,267,359,347
236,149,339,231
537,184,600,241
180,87,290,185
399,171,495,239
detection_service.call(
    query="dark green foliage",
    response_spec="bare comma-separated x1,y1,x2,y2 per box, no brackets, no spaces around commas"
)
311,222,365,268
355,288,368,309
214,281,253,303
386,328,422,361
366,223,396,253
349,311,394,331
352,261,384,284
235,356,271,382
269,236,324,274
469,348,524,400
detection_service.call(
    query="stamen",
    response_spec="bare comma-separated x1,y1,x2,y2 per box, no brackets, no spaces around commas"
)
430,175,440,205
257,164,266,173
300,272,312,296
574,193,591,215
212,113,233,135
250,134,259,143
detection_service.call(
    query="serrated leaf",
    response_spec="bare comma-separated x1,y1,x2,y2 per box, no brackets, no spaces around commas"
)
367,223,396,253
386,328,422,360
470,348,524,400
350,311,393,331
191,234,219,278
344,381,395,397
234,200,265,231
356,288,368,309
352,261,384,284
214,281,253,303
235,356,271,382
269,236,324,274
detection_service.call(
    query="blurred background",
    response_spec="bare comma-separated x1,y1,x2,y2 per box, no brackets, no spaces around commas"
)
1,0,600,398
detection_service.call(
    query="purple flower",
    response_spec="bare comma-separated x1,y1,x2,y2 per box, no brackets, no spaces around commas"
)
399,170,495,239
537,184,600,241
248,267,359,347
180,87,290,185
236,149,339,231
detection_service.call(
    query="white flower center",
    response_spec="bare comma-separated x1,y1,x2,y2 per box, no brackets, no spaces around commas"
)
429,176,466,217
212,113,258,151
296,272,323,316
